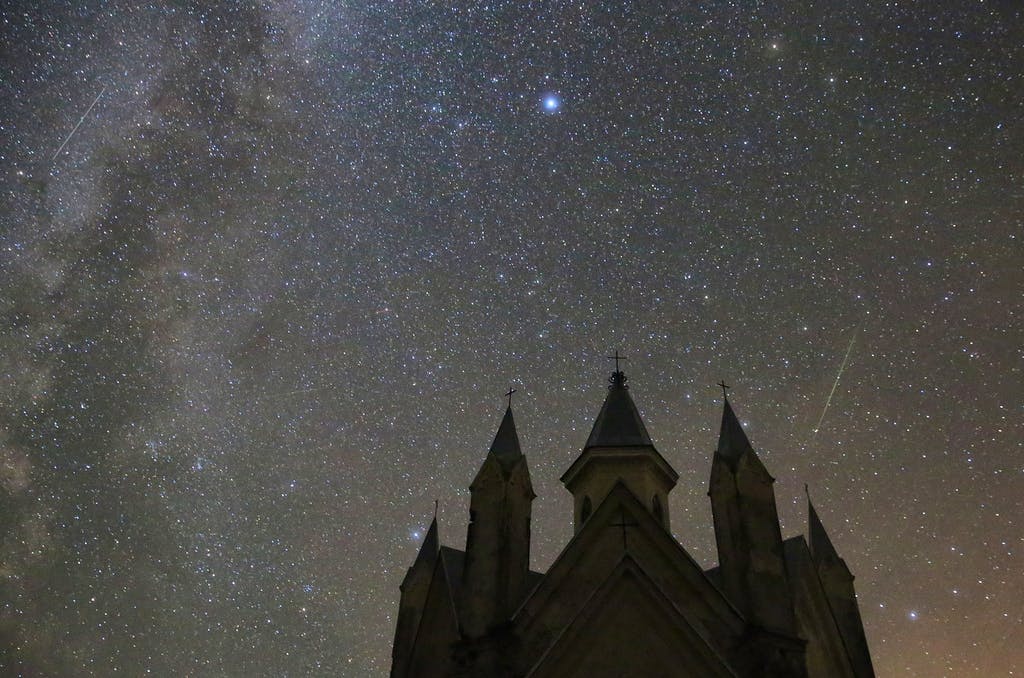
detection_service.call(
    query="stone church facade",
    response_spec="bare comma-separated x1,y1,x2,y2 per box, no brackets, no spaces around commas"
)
390,367,874,677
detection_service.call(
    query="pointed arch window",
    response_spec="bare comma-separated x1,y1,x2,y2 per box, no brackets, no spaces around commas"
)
652,495,664,523
581,496,592,523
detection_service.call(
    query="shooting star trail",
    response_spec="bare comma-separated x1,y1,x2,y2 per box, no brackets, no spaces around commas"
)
812,332,857,437
52,85,106,162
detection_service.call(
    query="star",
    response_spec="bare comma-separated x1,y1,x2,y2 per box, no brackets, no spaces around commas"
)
0,2,1017,675
541,93,561,112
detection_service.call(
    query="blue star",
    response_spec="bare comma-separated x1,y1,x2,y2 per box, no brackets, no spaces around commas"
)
541,93,561,112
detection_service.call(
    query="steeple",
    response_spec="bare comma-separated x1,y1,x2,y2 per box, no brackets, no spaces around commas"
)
716,395,758,470
414,515,440,569
486,406,523,472
562,361,677,533
392,514,441,677
708,389,799,646
808,493,845,570
806,492,875,677
584,369,654,449
461,402,534,638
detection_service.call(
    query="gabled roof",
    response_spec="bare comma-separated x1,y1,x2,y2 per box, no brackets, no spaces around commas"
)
526,556,739,677
515,482,745,666
584,371,653,449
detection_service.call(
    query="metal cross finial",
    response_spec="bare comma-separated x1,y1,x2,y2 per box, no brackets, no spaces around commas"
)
505,387,517,408
607,350,627,372
718,380,731,399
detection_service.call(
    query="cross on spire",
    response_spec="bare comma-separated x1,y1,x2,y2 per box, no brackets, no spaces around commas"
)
718,380,731,399
607,351,629,388
607,350,627,372
505,387,517,408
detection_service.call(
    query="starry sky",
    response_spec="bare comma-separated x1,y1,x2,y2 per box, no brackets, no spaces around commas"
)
1,1,1021,675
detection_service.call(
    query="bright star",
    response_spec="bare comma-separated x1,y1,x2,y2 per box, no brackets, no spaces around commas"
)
541,93,561,112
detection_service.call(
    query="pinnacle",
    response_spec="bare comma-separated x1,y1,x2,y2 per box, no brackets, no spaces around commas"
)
584,371,653,448
488,406,523,471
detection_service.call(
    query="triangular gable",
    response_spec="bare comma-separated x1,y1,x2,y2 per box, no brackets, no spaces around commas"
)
526,557,738,678
515,483,744,669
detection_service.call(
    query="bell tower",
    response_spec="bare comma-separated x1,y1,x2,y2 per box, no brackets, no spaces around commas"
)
560,357,678,533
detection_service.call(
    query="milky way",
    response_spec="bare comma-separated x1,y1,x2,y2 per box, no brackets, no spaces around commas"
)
1,2,1021,675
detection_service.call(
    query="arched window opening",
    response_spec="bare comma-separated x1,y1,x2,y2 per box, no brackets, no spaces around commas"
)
581,496,593,523
652,495,664,523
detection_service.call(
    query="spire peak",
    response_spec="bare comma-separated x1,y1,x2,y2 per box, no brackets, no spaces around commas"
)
808,492,844,567
585,367,652,448
607,351,629,390
487,404,523,471
715,395,757,469
412,515,439,569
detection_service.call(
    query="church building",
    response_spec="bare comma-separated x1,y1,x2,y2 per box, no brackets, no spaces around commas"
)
390,366,875,677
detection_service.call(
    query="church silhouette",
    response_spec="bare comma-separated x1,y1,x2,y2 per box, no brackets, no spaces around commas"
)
391,365,874,677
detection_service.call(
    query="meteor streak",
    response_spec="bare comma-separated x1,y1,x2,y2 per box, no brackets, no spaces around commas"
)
812,332,857,437
52,85,106,162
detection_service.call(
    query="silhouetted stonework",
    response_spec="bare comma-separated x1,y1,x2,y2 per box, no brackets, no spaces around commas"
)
391,372,875,677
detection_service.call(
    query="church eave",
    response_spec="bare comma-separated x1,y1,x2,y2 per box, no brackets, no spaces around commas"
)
560,445,679,489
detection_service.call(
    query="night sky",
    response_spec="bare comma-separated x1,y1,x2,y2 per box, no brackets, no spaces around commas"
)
1,1,1021,675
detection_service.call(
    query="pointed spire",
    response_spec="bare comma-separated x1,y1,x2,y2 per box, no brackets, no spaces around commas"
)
807,489,844,567
488,406,523,471
413,515,440,569
716,394,756,468
584,368,653,448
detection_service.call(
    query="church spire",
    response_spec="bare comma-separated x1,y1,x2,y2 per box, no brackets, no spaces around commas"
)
583,362,653,449
715,393,757,469
709,386,797,641
413,515,440,569
808,490,845,569
487,405,523,472
806,490,876,677
392,511,442,677
462,399,534,638
562,358,677,532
